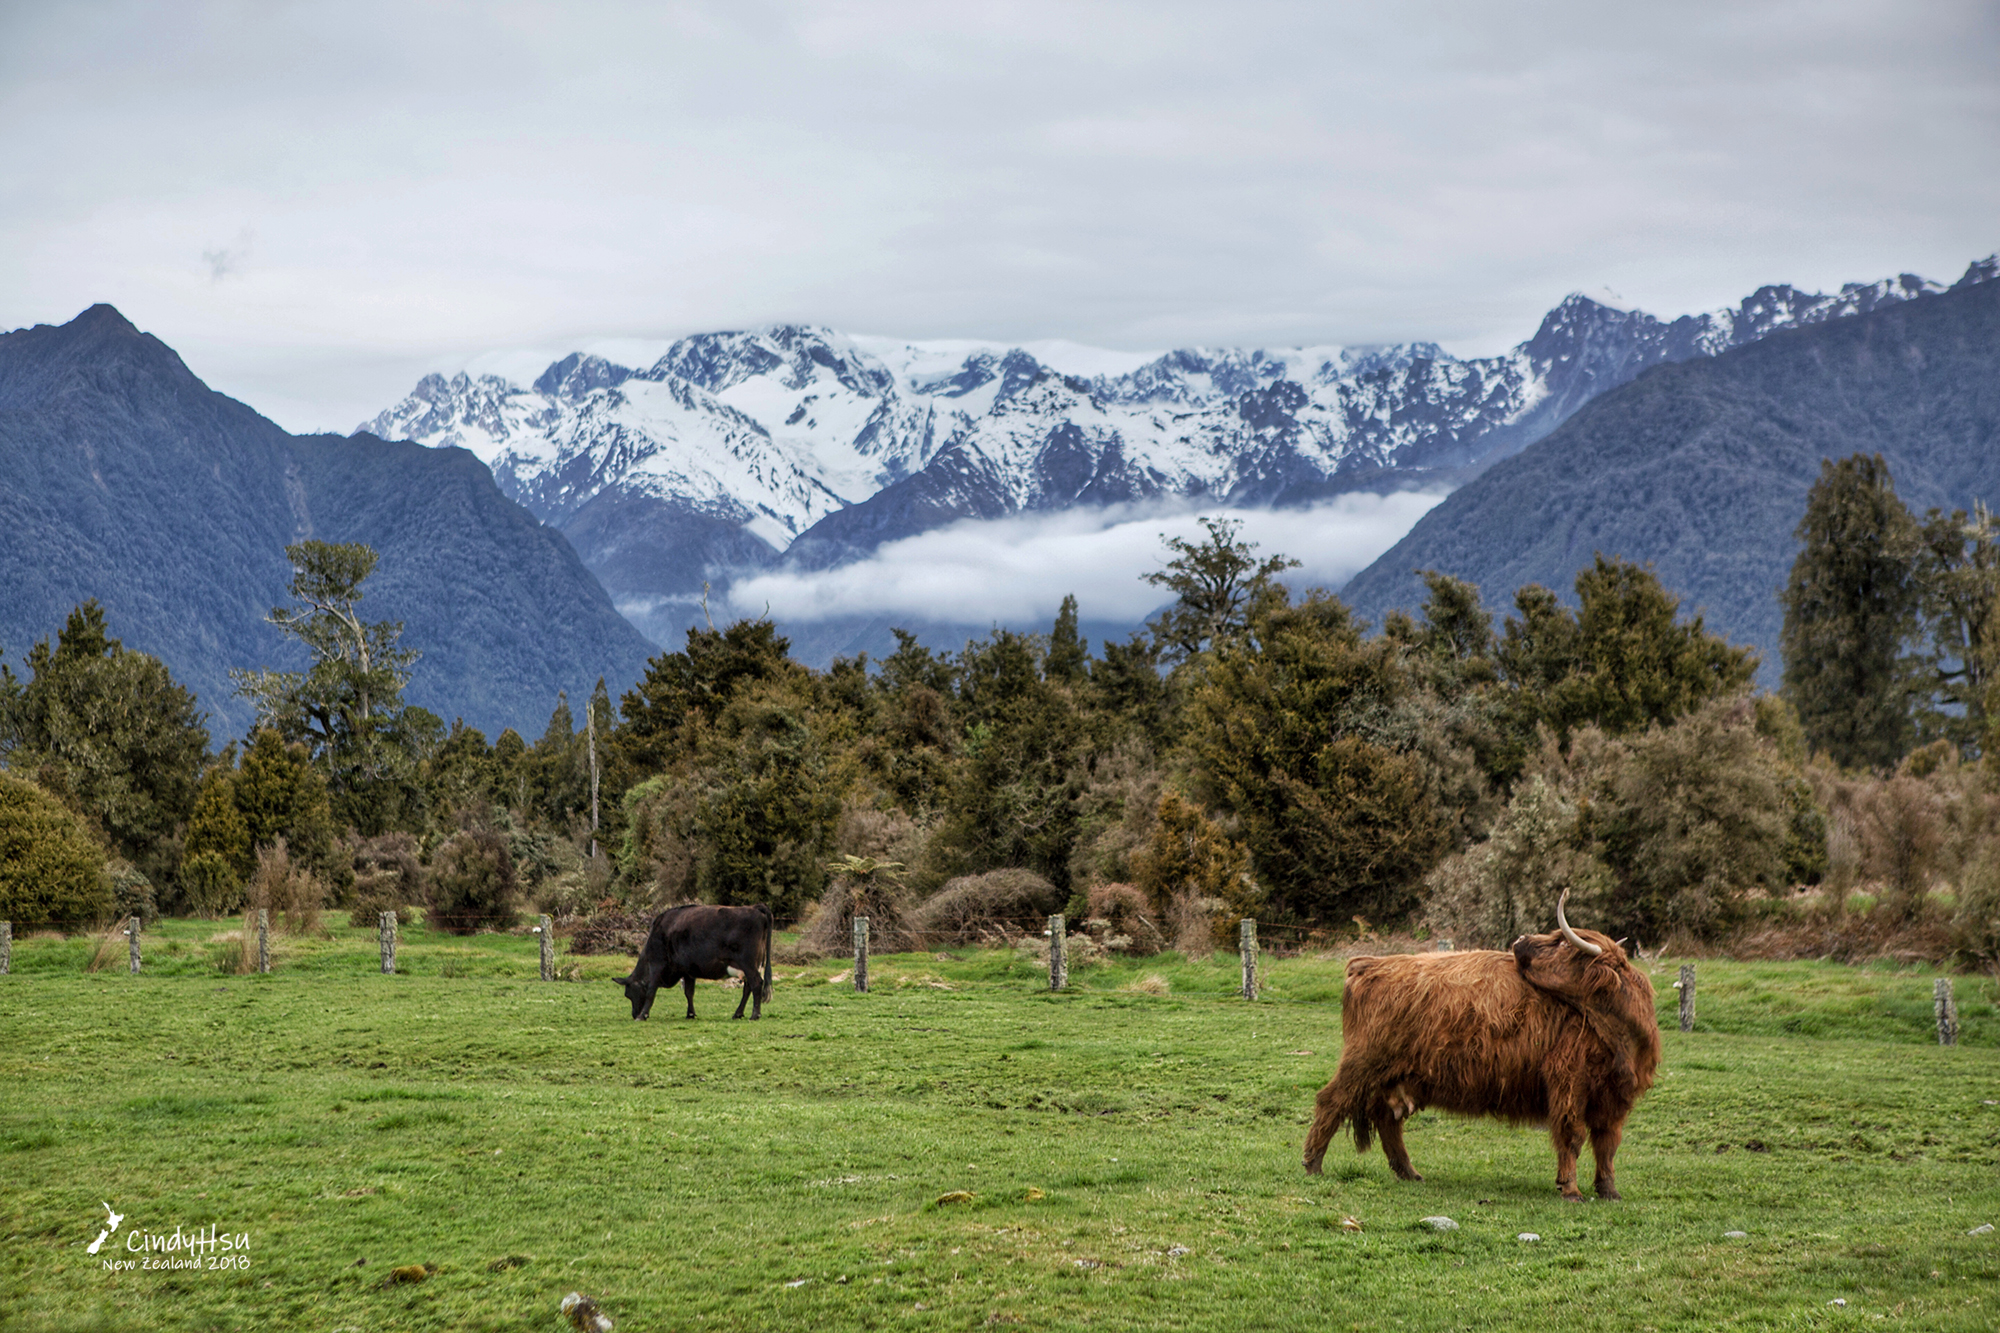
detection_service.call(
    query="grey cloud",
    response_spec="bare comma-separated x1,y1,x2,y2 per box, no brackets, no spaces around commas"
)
0,0,1994,431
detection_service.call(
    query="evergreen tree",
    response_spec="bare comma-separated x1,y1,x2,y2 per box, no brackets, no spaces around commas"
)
231,541,431,833
617,618,800,772
1186,589,1448,923
1910,502,2000,753
1143,517,1298,663
234,728,339,882
1046,594,1088,684
1499,557,1757,743
1779,455,1921,769
0,600,209,889
184,765,253,882
0,772,113,926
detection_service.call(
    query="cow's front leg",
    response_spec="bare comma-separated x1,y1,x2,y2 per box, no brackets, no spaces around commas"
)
683,976,698,1019
1589,1121,1623,1200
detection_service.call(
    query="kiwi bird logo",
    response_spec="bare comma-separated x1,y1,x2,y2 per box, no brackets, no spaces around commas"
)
86,1202,124,1254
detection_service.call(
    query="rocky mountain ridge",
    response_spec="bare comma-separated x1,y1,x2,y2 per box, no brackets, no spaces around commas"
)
363,259,1998,642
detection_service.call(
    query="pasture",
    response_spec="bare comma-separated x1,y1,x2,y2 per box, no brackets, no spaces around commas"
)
0,919,1996,1332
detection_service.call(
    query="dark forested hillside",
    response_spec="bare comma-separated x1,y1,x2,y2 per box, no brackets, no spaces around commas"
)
0,305,655,739
1340,278,2000,678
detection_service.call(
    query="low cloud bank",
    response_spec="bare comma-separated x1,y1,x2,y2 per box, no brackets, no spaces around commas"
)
726,492,1447,626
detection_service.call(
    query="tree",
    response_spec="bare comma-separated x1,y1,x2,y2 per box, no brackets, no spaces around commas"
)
1910,502,2000,753
232,541,430,833
1502,557,1757,742
234,728,339,884
0,601,209,889
1046,595,1088,684
0,772,114,926
1186,589,1449,923
183,765,252,884
617,618,801,772
1779,455,1922,769
1143,517,1298,662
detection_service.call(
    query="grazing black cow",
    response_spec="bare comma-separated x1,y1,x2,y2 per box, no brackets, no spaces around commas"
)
615,903,774,1020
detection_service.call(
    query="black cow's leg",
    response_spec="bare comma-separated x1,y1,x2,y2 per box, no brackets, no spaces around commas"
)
732,971,751,1019
637,988,654,1021
683,976,698,1019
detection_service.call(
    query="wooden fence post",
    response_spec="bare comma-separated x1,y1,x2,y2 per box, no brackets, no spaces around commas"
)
1048,915,1067,991
257,909,270,974
1,921,10,976
539,914,554,981
379,911,396,975
852,917,869,993
1240,919,1258,1000
1678,963,1695,1033
1935,977,1959,1047
127,916,141,974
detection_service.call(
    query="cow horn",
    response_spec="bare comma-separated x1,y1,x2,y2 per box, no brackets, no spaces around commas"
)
1555,889,1603,957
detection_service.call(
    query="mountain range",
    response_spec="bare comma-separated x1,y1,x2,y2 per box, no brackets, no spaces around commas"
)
362,262,1994,646
1341,263,2000,683
0,305,655,740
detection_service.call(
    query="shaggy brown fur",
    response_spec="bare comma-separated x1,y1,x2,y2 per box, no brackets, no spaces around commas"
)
1302,925,1660,1200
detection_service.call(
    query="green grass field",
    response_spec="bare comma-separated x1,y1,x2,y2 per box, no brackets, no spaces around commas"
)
1,919,1996,1332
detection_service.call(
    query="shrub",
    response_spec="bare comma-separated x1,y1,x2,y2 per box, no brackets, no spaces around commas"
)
181,850,241,918
246,840,326,936
1129,792,1260,929
428,828,520,933
1850,775,1947,922
108,861,158,925
909,869,1063,946
1951,840,2000,964
1166,890,1225,959
798,862,915,957
566,909,655,956
0,772,112,927
348,833,424,928
1420,776,1614,950
1083,882,1163,954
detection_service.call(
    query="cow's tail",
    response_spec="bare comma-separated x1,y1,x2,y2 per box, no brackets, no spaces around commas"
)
759,904,775,1002
1302,1070,1373,1173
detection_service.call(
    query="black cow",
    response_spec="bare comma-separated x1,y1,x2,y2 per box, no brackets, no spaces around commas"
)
615,903,774,1020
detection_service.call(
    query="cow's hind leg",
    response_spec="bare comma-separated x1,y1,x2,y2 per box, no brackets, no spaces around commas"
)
1374,1086,1423,1181
1303,1075,1361,1174
1549,1115,1587,1201
732,971,751,1019
1588,1121,1623,1200
683,976,698,1019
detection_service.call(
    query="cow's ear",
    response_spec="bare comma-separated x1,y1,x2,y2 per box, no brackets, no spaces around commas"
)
613,975,632,986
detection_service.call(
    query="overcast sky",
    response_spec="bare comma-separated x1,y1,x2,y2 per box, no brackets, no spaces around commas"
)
3,0,1996,434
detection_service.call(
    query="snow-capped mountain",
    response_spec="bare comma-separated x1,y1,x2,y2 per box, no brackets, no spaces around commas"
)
360,258,1996,642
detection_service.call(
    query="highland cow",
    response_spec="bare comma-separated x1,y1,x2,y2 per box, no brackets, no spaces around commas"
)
1302,892,1660,1200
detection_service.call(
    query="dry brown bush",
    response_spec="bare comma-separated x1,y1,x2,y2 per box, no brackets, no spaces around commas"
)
248,840,326,936
85,920,130,973
566,909,656,956
1166,890,1224,958
908,869,1062,946
797,872,917,957
1850,776,1948,921
1083,881,1164,954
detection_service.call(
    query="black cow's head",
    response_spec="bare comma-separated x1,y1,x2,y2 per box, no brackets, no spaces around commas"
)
613,970,655,1020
